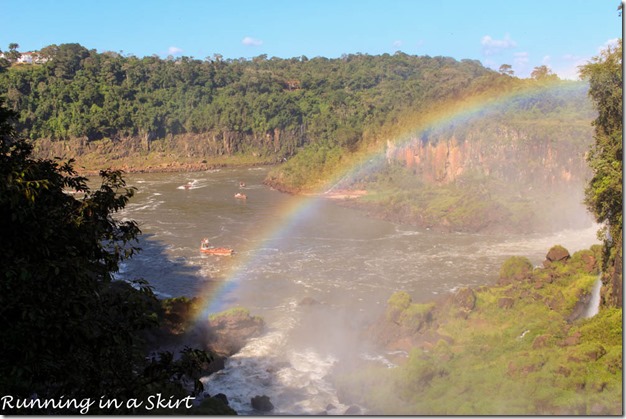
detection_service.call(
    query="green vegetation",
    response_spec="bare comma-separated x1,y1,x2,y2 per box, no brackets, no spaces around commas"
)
499,256,533,280
0,43,596,233
579,40,623,306
0,45,504,152
208,306,259,322
335,247,622,415
0,100,232,415
0,43,592,176
337,160,590,233
266,79,594,193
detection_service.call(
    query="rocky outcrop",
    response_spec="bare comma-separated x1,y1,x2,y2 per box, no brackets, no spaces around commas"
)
366,289,477,352
385,122,591,189
544,245,571,266
206,308,265,357
452,287,476,319
251,395,274,412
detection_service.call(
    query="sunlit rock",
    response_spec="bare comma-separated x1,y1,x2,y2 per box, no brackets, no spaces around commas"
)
206,308,265,356
543,244,570,267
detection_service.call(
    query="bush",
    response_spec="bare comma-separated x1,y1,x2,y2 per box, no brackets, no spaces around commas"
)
499,256,534,281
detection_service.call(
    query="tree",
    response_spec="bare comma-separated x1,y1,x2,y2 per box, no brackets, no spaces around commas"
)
5,43,21,63
498,63,514,76
579,40,623,306
530,65,557,81
0,99,227,413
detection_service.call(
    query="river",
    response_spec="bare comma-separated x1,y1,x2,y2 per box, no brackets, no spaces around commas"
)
115,166,599,414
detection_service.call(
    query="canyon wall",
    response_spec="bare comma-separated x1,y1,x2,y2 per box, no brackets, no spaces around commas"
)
31,127,303,170
385,122,592,190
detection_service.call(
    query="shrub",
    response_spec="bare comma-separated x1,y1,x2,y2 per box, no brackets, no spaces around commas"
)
499,256,534,281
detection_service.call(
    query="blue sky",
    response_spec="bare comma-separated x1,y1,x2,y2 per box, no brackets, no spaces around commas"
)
2,0,622,78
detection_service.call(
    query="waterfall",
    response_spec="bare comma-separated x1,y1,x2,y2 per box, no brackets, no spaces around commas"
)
582,276,602,318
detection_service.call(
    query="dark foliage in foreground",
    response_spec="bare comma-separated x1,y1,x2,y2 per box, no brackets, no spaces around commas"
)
0,99,232,414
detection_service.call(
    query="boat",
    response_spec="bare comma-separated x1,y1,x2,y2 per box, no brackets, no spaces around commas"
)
234,193,247,199
200,239,234,256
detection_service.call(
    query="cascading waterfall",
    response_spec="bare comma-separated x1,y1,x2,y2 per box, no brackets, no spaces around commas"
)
583,275,602,318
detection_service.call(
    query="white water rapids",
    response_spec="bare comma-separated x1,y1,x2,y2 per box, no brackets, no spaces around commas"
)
114,167,600,414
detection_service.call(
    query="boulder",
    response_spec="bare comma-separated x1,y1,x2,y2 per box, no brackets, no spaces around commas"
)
213,393,229,406
207,308,265,356
299,296,320,306
544,245,570,267
453,287,476,318
251,395,274,412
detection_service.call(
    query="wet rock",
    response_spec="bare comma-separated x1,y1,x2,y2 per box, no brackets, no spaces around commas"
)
207,308,265,356
251,395,274,412
213,393,229,406
567,291,592,322
453,287,476,318
299,296,320,306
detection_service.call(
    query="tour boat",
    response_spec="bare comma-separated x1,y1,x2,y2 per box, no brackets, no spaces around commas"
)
200,239,234,256
234,193,247,199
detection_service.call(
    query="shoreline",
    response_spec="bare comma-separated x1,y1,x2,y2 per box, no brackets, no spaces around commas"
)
73,160,276,177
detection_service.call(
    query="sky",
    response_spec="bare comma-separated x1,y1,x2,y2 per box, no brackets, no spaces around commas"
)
1,0,622,79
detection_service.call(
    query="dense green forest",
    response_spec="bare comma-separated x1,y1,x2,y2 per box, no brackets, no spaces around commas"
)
0,43,583,162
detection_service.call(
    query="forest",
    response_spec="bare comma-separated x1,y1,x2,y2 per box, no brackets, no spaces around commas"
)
0,42,583,162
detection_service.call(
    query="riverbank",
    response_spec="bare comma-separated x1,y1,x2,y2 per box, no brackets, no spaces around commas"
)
30,136,279,176
332,244,622,415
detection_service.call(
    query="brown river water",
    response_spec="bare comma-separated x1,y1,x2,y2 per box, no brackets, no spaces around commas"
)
115,166,598,414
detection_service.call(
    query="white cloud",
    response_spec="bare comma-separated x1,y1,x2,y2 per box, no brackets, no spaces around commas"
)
242,36,263,47
480,34,517,56
554,54,588,80
513,51,529,65
168,46,183,55
542,55,551,65
393,40,403,48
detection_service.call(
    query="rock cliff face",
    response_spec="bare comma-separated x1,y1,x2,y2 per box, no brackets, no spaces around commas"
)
30,128,303,170
385,122,591,189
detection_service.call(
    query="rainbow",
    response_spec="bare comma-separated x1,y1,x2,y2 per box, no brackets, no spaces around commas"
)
191,79,588,324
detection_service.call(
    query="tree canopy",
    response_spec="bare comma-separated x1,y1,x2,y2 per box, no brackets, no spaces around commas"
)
0,98,229,414
579,40,623,306
0,43,527,158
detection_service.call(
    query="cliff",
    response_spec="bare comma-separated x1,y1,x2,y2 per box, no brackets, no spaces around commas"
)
326,117,595,234
30,128,301,173
384,120,591,188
